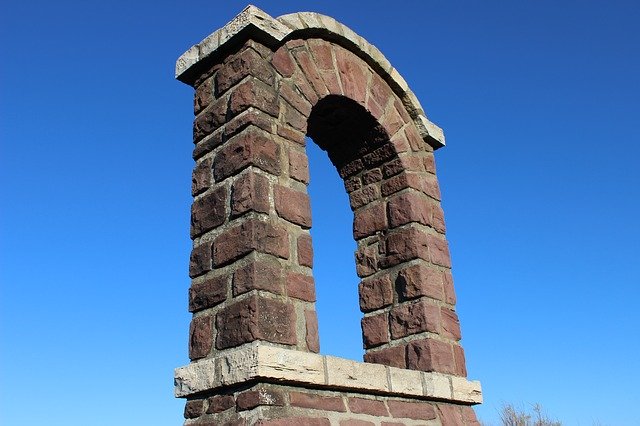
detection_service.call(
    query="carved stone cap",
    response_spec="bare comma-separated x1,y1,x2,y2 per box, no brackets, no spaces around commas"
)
175,5,446,149
174,342,482,405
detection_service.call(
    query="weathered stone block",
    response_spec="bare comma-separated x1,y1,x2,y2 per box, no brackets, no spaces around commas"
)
232,256,284,296
389,300,440,339
191,186,227,238
189,275,228,312
231,170,270,217
274,185,312,228
361,313,389,348
407,339,456,374
214,128,281,180
189,315,213,360
358,274,393,312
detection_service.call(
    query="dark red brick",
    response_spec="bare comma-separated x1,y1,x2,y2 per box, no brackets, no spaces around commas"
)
215,47,275,95
212,218,289,266
297,233,314,267
355,244,378,278
289,148,310,183
189,243,211,278
335,48,368,105
453,344,468,376
305,309,320,353
229,78,279,118
441,307,461,340
292,48,329,98
387,191,433,228
389,300,440,339
192,157,212,196
194,96,228,142
353,201,387,239
189,275,228,312
272,48,296,77
406,339,456,374
287,272,316,302
194,77,213,115
206,395,235,414
213,128,281,180
364,345,406,369
232,257,284,296
215,295,296,349
274,185,311,228
396,263,445,301
189,315,213,360
347,397,388,417
387,400,436,420
236,387,285,410
443,270,457,305
191,186,227,238
231,171,270,217
427,234,451,268
184,399,204,419
289,391,345,412
381,227,429,268
361,313,389,348
349,184,380,210
358,274,393,312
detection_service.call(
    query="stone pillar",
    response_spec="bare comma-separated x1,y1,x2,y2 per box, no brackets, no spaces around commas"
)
175,6,482,425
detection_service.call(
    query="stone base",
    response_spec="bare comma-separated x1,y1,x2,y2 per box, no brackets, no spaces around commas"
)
176,343,481,425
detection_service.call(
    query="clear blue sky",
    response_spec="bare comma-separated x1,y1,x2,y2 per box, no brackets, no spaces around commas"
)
1,1,639,425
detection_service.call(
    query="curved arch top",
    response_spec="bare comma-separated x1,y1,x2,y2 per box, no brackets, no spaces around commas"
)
176,5,445,149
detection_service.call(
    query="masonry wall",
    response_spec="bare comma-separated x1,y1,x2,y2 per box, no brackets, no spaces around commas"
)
176,7,480,425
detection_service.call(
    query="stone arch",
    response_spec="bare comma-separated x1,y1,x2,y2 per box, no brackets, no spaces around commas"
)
176,6,481,425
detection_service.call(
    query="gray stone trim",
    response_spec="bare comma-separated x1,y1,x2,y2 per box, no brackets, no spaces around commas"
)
174,342,482,405
175,5,446,149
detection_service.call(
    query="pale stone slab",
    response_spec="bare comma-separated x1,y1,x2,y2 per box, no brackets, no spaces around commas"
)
325,355,390,392
217,342,260,385
451,376,483,404
174,357,218,398
256,344,325,385
423,372,453,400
389,366,423,395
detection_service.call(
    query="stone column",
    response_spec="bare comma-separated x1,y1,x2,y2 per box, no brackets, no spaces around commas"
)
175,6,482,425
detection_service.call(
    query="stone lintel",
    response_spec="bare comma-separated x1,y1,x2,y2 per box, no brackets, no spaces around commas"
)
174,342,482,405
175,5,446,149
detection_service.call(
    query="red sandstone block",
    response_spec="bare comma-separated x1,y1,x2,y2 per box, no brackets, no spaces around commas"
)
297,233,314,267
194,96,228,142
389,300,440,339
274,185,312,228
406,339,456,374
358,274,393,312
349,184,380,210
206,395,234,414
291,68,319,105
364,345,406,368
194,77,213,115
344,176,362,193
381,156,424,178
307,39,334,70
461,406,481,425
289,148,310,183
396,263,445,301
213,128,281,181
432,204,446,234
184,399,204,419
426,234,451,268
225,108,274,140
215,295,297,349
231,171,270,217
189,315,213,360
381,227,429,268
423,154,436,174
272,48,296,77
304,309,320,353
189,243,212,278
355,244,378,278
289,391,346,412
338,158,365,179
335,48,368,105
283,101,308,133
362,168,383,184
453,344,468,376
437,404,464,425
236,387,285,410
381,172,423,197
381,422,405,426
229,78,279,118
347,397,389,417
422,173,441,201
189,275,228,312
361,313,389,348
292,48,329,99
339,420,375,426
369,73,394,112
387,400,437,420
403,124,423,152
192,157,212,196
353,201,387,239
232,257,284,296
441,307,462,340
256,418,330,426
193,131,224,160
212,218,289,266
215,47,275,95
381,106,405,137
286,271,316,302
387,191,433,229
443,271,457,305
280,80,313,116
318,68,343,96
191,187,227,238
362,143,396,168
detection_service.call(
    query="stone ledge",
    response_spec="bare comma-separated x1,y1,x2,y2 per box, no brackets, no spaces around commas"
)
174,342,482,405
176,5,445,149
